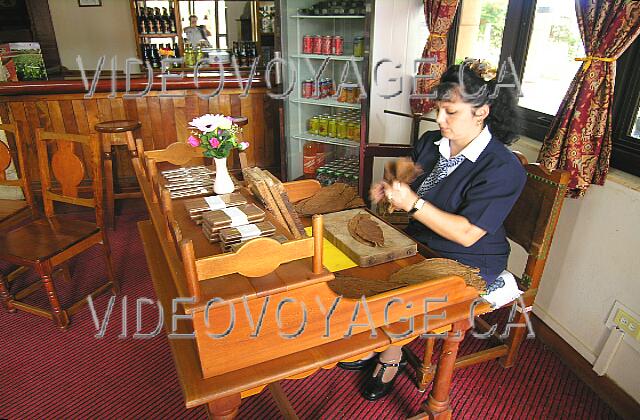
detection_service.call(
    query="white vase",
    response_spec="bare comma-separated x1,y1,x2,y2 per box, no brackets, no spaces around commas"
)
213,157,235,194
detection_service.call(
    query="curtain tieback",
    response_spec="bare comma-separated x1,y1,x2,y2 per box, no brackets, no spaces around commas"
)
428,33,447,39
574,56,616,72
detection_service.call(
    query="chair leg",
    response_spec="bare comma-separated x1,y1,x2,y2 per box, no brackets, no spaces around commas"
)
0,272,16,313
100,232,119,294
499,312,529,368
416,337,437,391
36,261,69,330
102,136,116,230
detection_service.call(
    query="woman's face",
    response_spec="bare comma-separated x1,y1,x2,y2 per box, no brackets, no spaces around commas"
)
435,92,488,142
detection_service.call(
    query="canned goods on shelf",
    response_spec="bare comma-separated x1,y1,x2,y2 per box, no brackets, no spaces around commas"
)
318,117,329,136
302,35,314,54
312,35,322,54
302,79,314,98
332,36,344,55
321,36,333,55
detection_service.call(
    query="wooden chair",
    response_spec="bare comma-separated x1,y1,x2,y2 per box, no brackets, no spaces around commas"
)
0,129,118,329
362,143,570,390
0,120,36,231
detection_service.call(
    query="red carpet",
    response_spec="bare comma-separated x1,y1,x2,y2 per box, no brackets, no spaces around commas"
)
0,210,621,419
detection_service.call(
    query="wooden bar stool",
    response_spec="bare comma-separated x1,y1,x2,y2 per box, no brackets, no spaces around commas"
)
95,120,142,229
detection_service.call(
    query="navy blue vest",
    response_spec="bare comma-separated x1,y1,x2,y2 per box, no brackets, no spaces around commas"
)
405,131,527,285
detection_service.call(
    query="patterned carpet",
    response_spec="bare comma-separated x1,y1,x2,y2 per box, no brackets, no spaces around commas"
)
0,210,621,419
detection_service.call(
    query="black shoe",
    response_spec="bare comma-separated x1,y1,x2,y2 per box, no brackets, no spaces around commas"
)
337,355,378,371
361,352,407,401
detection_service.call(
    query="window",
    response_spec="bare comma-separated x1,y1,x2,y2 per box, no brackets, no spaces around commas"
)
454,0,509,65
518,0,583,115
449,0,640,177
632,105,640,139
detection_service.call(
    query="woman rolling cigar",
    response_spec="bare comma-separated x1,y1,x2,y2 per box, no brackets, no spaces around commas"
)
340,59,527,401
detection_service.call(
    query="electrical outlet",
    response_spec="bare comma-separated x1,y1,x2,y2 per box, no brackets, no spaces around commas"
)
613,308,640,340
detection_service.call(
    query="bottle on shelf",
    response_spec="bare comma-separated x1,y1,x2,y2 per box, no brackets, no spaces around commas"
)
146,7,155,34
151,44,161,69
162,7,171,33
303,141,317,179
169,4,177,33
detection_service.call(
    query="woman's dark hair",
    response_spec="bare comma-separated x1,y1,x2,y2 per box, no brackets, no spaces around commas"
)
433,61,521,144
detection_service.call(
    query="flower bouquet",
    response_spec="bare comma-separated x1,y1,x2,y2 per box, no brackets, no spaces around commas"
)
187,114,249,194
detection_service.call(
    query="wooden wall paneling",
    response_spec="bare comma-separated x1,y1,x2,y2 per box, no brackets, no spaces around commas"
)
135,97,154,152
256,93,271,168
72,100,90,134
185,95,198,131
59,100,79,134
147,96,164,149
197,96,209,118
159,97,176,143
96,99,113,126
218,94,232,117
240,94,256,167
263,95,277,172
173,96,186,144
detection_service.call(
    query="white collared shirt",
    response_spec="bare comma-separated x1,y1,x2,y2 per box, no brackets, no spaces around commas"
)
434,126,492,175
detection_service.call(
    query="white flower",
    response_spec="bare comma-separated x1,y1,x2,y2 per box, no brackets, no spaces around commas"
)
189,114,232,133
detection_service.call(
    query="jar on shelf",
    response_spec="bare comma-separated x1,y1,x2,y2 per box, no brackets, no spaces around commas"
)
327,117,337,138
353,36,365,57
318,116,329,137
308,116,319,135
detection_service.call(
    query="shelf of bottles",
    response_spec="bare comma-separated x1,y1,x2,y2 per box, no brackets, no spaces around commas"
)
132,1,182,70
282,0,369,182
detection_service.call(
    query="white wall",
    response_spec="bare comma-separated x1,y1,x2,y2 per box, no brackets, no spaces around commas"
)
369,0,640,402
48,0,138,71
369,0,430,144
509,138,640,402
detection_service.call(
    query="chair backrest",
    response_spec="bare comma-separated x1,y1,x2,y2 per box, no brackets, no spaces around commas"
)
179,215,324,302
35,129,104,227
0,121,35,209
504,153,569,290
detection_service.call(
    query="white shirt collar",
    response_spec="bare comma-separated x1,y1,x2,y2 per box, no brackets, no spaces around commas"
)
434,126,492,163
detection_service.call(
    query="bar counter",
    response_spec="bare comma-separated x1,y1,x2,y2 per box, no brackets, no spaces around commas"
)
0,73,279,192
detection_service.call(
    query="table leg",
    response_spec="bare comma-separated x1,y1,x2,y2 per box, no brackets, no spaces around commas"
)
207,393,241,420
421,320,469,420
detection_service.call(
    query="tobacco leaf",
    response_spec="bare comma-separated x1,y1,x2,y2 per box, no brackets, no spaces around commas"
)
294,183,365,216
388,258,486,293
348,213,384,247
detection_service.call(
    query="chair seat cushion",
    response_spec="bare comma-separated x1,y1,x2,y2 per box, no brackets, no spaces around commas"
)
0,216,100,263
0,199,29,222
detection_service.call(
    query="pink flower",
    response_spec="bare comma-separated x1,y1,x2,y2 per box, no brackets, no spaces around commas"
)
187,135,200,147
239,142,250,151
209,137,220,148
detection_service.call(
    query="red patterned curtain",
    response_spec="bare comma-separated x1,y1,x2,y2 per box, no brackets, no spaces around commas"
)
538,0,640,197
410,0,461,114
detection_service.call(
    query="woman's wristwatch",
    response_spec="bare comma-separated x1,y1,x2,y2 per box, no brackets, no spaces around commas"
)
408,198,425,217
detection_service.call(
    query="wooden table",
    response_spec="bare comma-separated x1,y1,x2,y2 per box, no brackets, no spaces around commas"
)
135,160,489,419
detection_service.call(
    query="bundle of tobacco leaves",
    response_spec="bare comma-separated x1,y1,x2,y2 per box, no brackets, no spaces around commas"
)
294,183,365,216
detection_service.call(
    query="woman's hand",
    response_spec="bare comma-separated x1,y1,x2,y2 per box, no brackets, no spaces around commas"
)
369,182,386,204
385,181,419,212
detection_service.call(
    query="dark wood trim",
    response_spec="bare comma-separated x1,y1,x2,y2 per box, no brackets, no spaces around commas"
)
532,314,640,420
25,0,61,72
0,75,267,96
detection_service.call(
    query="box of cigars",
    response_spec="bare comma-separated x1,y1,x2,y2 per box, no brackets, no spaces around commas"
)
201,204,266,243
219,221,277,250
183,193,247,223
161,166,238,199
